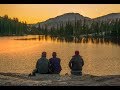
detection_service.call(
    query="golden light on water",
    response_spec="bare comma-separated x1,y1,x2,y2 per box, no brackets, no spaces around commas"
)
0,4,120,76
0,35,120,75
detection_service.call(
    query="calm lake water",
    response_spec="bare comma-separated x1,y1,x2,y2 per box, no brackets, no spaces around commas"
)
0,35,120,76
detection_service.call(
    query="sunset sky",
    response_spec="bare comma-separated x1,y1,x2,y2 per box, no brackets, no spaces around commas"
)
0,4,120,24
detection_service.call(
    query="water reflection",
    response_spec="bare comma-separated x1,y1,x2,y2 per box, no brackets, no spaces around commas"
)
14,35,120,46
1,35,120,76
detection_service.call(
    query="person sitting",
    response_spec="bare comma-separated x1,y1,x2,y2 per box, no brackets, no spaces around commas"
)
29,51,50,76
69,51,84,76
49,52,62,74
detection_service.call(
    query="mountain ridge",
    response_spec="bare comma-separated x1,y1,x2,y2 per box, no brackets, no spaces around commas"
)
34,12,120,29
93,12,120,21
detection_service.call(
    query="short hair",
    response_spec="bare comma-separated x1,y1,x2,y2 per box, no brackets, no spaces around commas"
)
75,51,79,55
42,52,46,57
52,52,57,56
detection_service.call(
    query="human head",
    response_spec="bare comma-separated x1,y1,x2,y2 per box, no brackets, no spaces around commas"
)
75,51,79,56
42,52,46,57
52,52,57,57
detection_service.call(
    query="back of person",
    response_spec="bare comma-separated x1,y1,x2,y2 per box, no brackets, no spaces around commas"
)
49,52,62,74
36,57,49,74
70,55,84,71
49,57,61,73
69,51,84,76
29,52,50,76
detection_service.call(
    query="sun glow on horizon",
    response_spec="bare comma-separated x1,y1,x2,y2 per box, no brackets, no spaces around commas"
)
0,4,120,24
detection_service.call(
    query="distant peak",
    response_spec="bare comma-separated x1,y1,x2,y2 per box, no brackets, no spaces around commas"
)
103,13,120,16
62,12,81,16
109,13,120,14
64,12,80,14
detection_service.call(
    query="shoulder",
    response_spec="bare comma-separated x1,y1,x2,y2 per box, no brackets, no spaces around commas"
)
37,58,41,61
79,55,83,59
37,58,41,63
42,57,49,61
56,58,61,61
49,58,52,62
49,58,53,60
72,55,76,59
70,56,75,62
57,57,60,60
46,58,49,61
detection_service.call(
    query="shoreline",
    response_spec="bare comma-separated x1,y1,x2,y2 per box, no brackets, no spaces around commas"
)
0,72,120,86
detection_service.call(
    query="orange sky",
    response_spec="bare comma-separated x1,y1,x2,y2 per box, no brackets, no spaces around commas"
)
0,4,120,24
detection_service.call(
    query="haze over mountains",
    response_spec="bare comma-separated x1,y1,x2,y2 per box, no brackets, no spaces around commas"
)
34,12,120,29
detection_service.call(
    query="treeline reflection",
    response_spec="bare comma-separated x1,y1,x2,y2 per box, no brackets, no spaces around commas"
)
14,35,120,46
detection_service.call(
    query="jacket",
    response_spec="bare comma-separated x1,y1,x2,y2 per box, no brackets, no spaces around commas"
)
36,57,49,74
69,55,84,71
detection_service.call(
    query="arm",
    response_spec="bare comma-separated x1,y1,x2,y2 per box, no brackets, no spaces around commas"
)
69,59,72,69
49,58,52,67
36,60,39,69
48,60,51,69
58,58,62,70
81,58,84,66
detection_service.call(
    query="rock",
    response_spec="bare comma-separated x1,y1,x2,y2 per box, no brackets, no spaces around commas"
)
0,72,120,86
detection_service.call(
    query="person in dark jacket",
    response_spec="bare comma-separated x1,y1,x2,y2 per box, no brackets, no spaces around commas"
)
69,51,84,76
49,52,62,74
30,52,50,76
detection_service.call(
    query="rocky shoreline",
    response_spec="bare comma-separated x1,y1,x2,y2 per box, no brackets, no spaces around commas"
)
0,72,120,86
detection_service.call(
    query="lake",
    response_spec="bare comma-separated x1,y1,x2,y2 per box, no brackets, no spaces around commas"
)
0,35,120,76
